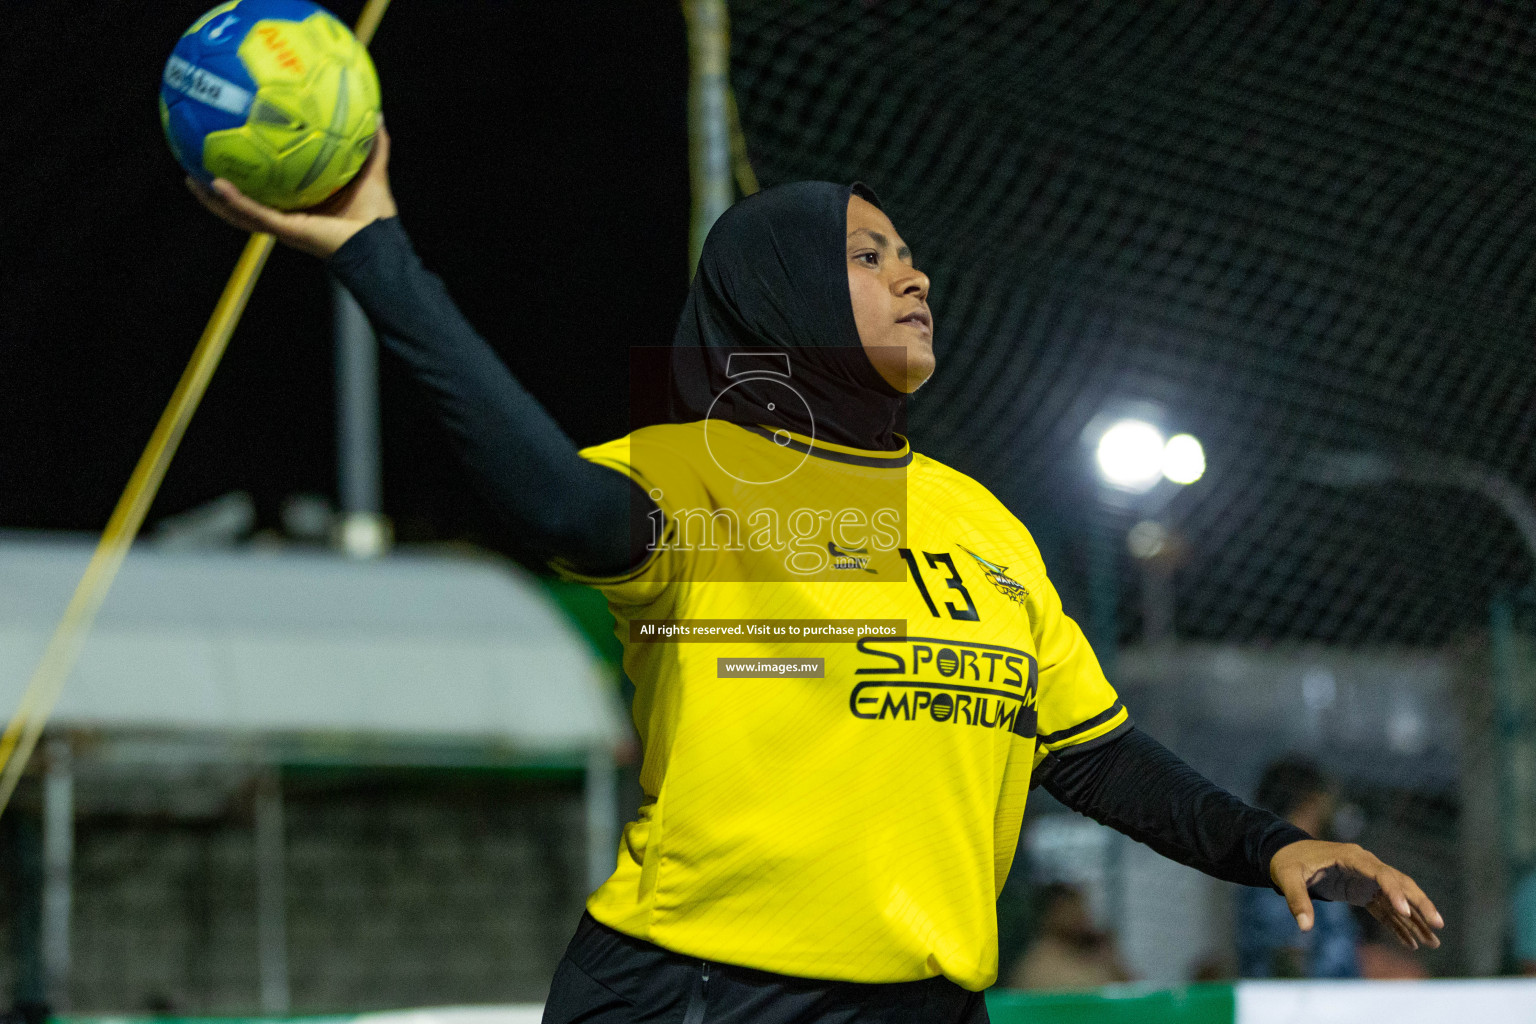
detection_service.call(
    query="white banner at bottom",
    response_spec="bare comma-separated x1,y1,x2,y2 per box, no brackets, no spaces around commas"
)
1236,979,1536,1024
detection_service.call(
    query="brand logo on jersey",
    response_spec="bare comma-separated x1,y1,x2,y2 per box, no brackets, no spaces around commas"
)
850,681,1037,735
827,540,877,573
957,543,1028,604
848,636,1038,737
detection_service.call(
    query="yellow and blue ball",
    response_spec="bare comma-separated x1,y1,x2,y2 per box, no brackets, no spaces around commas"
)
160,0,381,210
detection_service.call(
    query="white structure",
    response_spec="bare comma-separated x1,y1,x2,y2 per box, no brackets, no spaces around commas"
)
0,534,625,750
0,533,629,1011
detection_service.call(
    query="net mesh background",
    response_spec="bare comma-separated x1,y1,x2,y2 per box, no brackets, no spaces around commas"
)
729,0,1536,976
729,0,1536,648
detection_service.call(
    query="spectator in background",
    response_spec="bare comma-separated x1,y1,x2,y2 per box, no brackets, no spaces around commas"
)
1514,866,1536,976
1006,883,1133,990
1237,758,1361,978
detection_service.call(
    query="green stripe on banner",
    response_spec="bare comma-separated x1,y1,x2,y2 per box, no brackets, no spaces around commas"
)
56,1020,353,1024
986,983,1236,1024
56,1019,357,1024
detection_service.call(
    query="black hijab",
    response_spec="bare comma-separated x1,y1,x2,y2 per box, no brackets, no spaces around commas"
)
667,181,908,451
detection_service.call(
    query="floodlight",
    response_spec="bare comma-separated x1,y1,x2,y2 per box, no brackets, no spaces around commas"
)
1095,419,1165,492
1162,434,1205,485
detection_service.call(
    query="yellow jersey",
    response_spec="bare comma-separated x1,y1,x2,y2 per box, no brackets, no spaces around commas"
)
551,419,1129,991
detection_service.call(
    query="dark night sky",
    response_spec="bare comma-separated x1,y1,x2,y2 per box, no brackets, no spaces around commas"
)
8,0,1536,647
2,1,689,547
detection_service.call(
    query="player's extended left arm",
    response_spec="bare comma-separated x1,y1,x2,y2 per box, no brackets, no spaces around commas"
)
1037,726,1443,950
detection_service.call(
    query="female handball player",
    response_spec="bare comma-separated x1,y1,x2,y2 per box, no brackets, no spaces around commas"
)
190,125,1443,1024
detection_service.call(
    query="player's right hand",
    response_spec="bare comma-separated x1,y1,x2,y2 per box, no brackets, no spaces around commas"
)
186,117,398,259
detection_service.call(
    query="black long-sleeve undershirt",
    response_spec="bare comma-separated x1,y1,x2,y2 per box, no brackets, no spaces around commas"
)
1039,726,1312,888
328,215,653,577
327,215,1311,889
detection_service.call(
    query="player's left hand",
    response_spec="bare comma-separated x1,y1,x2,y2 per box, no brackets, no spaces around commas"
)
1269,838,1443,950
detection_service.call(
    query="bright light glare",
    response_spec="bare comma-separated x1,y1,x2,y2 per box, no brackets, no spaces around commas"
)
1095,420,1165,492
1162,434,1206,485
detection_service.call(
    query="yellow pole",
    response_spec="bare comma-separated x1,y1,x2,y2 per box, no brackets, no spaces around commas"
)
683,0,734,274
353,0,392,49
0,0,394,818
726,88,759,198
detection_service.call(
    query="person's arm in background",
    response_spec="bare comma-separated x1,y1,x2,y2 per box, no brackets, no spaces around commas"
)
186,125,655,577
1035,727,1443,951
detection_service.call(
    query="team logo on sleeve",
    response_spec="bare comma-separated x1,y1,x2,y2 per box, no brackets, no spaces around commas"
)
957,544,1028,604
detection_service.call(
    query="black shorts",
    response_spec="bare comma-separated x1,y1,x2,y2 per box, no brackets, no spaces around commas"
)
542,911,991,1024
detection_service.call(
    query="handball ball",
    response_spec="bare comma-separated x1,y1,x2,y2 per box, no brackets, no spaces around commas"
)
159,0,381,210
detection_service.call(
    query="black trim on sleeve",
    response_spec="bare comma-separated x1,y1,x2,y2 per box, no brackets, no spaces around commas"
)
1048,715,1132,755
1038,701,1126,746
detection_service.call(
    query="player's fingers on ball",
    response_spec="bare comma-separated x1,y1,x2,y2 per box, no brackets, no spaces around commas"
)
206,201,263,235
184,176,226,214
214,187,274,226
186,178,255,230
185,177,219,213
362,133,390,184
200,184,260,228
211,179,286,229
